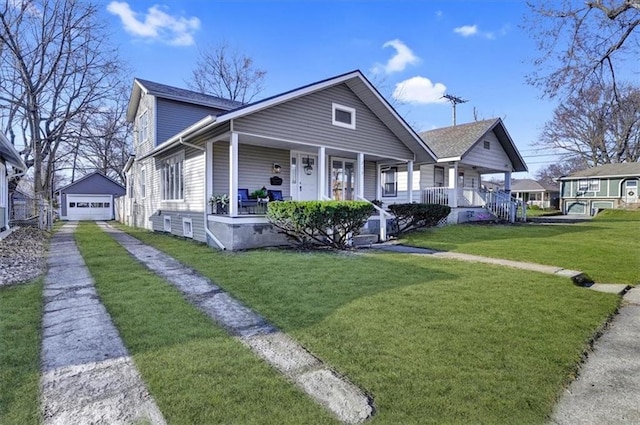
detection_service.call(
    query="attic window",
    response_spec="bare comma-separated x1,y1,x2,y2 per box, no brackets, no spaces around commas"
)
483,141,491,150
332,103,356,129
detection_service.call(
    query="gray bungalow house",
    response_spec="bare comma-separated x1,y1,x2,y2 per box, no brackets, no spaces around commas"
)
123,70,438,250
0,132,26,233
417,118,528,223
511,179,559,209
559,162,640,214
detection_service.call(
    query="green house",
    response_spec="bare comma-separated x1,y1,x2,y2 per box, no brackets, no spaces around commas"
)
559,163,640,215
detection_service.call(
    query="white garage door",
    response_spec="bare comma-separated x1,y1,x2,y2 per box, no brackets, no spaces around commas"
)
67,195,113,220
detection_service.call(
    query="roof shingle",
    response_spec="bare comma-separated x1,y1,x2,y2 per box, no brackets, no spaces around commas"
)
563,162,640,179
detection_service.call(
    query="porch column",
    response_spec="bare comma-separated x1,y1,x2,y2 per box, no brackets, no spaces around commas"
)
407,160,414,203
318,146,326,199
357,153,365,199
504,171,512,194
206,140,213,213
376,162,382,200
448,162,458,208
229,132,239,216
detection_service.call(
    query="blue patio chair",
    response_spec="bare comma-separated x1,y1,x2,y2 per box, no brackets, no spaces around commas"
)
268,190,284,201
238,188,258,213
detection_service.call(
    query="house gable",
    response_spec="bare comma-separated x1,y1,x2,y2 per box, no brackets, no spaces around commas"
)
57,172,125,196
462,130,512,172
233,83,414,161
156,98,225,146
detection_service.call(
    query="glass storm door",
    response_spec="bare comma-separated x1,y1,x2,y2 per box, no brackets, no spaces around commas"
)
331,159,355,200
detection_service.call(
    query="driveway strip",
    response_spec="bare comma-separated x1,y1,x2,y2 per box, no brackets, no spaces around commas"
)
41,222,166,425
98,222,373,425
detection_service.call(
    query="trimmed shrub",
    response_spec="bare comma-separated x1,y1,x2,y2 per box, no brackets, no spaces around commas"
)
267,200,375,249
388,203,451,236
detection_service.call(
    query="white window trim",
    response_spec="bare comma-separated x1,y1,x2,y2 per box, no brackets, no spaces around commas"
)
578,179,588,191
163,215,171,232
140,166,146,199
0,162,6,208
588,178,600,192
182,217,193,238
138,110,149,143
381,167,397,197
332,103,356,130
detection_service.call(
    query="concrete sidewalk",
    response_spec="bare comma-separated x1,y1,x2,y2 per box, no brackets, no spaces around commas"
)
98,222,373,424
41,222,165,425
371,242,640,423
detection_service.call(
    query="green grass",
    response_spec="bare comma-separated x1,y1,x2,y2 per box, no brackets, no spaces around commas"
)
525,208,561,217
74,223,336,425
116,223,620,424
401,209,640,284
0,280,43,425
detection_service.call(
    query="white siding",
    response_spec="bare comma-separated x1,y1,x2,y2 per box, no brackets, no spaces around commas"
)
462,131,512,172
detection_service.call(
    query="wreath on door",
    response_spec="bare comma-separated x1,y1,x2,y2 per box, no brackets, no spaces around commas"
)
628,191,635,196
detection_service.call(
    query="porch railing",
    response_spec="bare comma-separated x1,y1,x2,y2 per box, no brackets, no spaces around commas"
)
420,187,451,205
420,187,486,207
357,195,391,242
484,190,526,222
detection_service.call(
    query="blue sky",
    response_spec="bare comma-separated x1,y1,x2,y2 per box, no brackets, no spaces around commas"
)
105,0,559,177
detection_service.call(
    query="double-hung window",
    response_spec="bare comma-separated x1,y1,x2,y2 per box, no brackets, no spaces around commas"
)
0,163,6,207
138,111,148,143
140,167,146,198
578,179,588,192
161,152,184,201
588,179,600,192
381,167,397,197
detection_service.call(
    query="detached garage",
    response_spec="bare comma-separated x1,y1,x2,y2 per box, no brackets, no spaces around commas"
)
56,172,125,221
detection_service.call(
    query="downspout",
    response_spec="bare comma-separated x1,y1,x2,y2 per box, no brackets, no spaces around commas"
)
179,137,205,151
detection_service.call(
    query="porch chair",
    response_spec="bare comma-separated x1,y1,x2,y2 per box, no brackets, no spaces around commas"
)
238,188,258,213
267,190,290,202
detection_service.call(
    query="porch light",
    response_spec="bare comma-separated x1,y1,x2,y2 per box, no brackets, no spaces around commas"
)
272,163,282,174
304,155,313,175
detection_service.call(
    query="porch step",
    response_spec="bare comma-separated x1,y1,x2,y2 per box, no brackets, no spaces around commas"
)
352,234,379,247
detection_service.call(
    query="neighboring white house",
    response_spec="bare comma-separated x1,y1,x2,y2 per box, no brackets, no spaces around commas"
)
0,132,26,233
122,71,528,250
418,118,528,223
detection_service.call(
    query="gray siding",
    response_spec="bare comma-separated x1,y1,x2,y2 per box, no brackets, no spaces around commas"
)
134,94,156,157
156,98,223,145
58,174,125,217
233,84,414,160
364,161,377,200
150,210,206,242
462,131,512,172
0,207,5,229
213,142,291,198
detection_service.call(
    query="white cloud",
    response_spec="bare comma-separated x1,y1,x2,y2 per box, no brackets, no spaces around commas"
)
392,76,447,105
107,2,200,46
371,39,419,74
453,25,478,37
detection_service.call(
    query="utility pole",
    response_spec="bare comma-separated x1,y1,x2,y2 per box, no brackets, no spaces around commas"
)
442,94,468,126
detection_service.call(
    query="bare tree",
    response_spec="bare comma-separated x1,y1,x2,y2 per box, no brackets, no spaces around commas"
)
0,0,126,200
187,42,266,103
537,82,640,166
535,157,588,187
526,0,640,98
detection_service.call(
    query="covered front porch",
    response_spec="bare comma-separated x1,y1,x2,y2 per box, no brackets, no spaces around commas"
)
419,162,525,223
204,131,416,249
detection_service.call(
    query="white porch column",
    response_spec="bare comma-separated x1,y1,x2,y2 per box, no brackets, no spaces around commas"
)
407,160,414,203
376,163,382,200
357,153,365,199
206,140,213,213
229,132,239,216
448,162,458,208
318,146,326,199
504,171,512,193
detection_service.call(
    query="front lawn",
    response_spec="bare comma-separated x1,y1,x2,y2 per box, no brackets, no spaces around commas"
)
116,223,620,424
401,209,640,284
0,280,43,425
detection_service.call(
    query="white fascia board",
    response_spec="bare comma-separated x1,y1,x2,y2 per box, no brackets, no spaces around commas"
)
436,157,462,163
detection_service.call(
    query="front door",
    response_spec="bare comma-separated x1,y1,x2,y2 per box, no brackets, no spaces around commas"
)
291,153,318,201
625,179,638,203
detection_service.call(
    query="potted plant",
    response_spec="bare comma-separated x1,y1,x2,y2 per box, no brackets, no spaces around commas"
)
250,188,268,201
209,194,229,214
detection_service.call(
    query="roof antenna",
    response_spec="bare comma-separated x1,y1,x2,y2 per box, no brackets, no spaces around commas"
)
442,94,468,126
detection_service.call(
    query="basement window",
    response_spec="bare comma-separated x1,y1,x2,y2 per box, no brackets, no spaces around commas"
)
332,103,356,129
163,216,171,232
182,217,193,238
